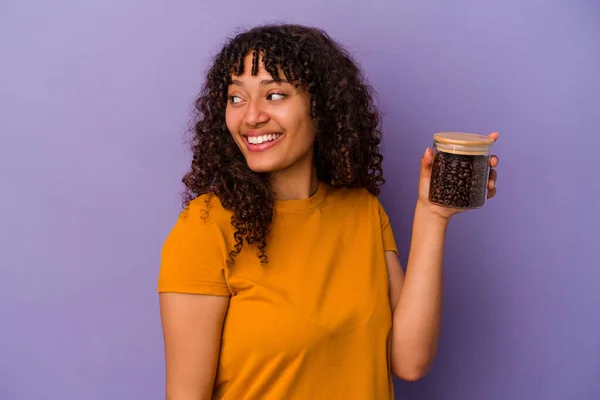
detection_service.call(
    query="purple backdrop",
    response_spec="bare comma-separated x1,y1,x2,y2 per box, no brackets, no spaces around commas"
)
1,1,599,399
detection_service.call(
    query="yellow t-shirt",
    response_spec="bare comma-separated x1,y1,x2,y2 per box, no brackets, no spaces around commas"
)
158,182,398,400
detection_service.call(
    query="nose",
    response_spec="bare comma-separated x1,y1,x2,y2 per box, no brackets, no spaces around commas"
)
242,98,269,128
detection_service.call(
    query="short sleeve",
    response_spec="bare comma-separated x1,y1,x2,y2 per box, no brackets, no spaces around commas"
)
377,199,398,254
157,201,231,296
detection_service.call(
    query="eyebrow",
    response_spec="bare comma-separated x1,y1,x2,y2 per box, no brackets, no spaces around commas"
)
230,79,291,87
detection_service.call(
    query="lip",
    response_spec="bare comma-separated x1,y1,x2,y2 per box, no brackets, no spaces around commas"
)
242,131,283,153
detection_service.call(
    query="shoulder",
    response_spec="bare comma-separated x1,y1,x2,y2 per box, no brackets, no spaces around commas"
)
161,193,234,265
162,194,233,252
180,193,233,227
159,194,232,295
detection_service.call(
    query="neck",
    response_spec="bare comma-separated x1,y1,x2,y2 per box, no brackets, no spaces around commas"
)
270,157,319,200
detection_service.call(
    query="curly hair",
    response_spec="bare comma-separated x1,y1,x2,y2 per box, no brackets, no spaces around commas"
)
182,24,385,266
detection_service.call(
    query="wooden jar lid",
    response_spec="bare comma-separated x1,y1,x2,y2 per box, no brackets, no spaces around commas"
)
433,132,495,146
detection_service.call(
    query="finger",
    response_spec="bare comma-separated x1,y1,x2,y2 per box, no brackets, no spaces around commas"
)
421,147,433,168
487,187,497,199
489,155,499,167
488,169,497,189
420,148,433,179
420,147,433,181
423,147,434,164
488,132,499,141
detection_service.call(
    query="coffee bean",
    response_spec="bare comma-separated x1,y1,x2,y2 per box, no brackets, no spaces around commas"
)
428,150,489,208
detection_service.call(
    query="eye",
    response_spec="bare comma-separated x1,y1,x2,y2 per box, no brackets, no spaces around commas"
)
229,95,244,104
267,92,286,101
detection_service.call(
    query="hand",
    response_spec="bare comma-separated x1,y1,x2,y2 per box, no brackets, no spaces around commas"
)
417,132,499,221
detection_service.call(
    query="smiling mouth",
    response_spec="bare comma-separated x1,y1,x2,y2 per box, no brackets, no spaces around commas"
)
244,133,282,144
242,132,283,153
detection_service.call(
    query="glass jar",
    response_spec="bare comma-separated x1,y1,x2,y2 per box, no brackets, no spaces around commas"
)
428,132,495,209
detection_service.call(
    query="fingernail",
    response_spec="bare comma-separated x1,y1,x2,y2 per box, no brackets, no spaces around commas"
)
424,147,429,157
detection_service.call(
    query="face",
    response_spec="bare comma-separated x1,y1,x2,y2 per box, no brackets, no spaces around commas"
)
225,53,316,173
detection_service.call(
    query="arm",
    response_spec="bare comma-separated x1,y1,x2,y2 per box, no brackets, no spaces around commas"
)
388,204,448,381
159,292,229,400
388,138,499,381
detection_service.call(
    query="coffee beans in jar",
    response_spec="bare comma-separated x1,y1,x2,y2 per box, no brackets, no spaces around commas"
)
428,132,494,209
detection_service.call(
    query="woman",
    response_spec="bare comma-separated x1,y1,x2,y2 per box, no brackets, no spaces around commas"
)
158,24,499,399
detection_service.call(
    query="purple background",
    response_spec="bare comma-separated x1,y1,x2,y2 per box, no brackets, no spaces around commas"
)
1,0,599,399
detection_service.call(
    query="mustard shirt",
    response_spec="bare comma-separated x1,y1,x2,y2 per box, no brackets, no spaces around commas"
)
158,182,398,399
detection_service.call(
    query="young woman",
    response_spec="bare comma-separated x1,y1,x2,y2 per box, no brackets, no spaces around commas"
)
158,24,499,399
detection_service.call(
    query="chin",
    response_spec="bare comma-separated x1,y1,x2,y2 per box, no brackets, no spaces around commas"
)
245,157,284,173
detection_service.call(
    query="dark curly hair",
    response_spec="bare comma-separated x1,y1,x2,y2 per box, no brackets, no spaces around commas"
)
182,24,385,266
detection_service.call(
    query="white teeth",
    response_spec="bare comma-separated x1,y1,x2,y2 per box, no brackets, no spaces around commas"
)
248,133,281,144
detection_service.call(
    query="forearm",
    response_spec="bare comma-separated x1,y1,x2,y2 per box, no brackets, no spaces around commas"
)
391,202,449,378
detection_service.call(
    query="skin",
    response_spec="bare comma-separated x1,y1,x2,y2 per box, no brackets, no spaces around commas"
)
160,293,228,400
159,52,500,398
225,55,319,199
387,139,498,380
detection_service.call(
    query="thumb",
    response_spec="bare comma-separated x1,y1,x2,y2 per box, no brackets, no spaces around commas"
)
420,147,433,180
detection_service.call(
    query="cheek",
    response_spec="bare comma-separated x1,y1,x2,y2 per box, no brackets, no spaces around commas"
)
291,113,315,148
293,99,315,144
225,108,242,143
